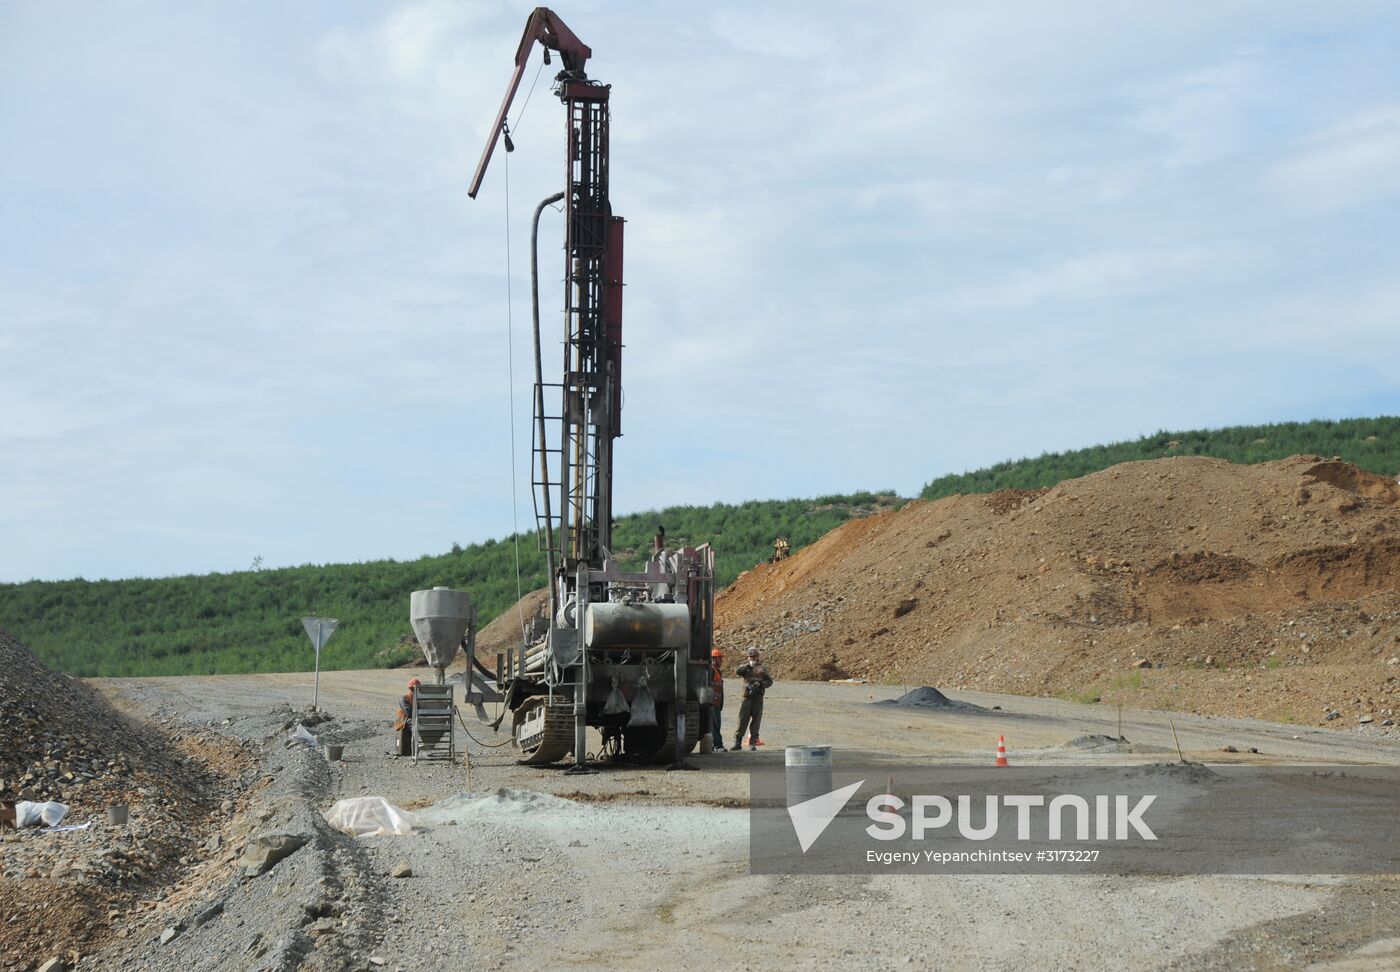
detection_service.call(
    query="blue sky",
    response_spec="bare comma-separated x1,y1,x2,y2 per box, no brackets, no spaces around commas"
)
3,1,1399,582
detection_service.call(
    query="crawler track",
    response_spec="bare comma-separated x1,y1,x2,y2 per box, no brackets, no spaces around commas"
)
515,697,575,765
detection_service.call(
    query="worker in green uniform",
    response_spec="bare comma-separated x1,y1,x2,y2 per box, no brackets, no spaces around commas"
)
733,647,773,751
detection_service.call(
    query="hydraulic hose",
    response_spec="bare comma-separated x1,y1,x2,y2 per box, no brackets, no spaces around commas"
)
532,190,566,607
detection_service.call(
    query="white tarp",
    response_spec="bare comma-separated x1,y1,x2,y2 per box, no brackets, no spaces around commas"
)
15,801,68,828
324,797,417,837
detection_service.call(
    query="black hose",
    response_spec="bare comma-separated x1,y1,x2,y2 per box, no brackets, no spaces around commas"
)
532,190,565,613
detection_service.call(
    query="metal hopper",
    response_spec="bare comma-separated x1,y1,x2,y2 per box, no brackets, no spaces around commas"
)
410,586,477,684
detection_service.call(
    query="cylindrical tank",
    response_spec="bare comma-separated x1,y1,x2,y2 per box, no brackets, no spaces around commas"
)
785,745,834,810
410,586,474,672
584,602,690,650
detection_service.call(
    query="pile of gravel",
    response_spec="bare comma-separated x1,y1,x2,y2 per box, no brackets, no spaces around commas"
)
1,627,170,810
875,686,984,712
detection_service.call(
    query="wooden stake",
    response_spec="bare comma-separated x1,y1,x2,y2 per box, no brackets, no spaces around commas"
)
1169,719,1184,762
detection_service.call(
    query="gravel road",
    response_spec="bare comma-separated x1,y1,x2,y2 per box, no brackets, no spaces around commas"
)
83,672,1400,971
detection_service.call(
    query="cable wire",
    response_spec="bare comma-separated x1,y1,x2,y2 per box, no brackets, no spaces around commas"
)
511,57,547,136
456,707,516,749
504,152,527,645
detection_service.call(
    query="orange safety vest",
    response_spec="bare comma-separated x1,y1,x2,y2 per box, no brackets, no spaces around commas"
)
393,692,413,731
711,662,724,708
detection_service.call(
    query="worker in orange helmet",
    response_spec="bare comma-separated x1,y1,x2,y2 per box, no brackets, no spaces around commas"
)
394,677,422,757
709,647,726,752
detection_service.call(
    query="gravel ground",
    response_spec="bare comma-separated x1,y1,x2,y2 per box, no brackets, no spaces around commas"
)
62,672,1400,972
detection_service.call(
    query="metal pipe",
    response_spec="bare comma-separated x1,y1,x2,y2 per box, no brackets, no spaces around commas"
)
532,190,565,605
673,643,686,764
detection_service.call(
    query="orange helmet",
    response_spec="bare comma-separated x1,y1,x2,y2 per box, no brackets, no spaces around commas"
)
408,677,422,688
711,648,724,658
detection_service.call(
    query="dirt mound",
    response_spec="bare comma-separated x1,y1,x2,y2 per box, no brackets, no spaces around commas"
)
467,587,550,668
1300,460,1400,506
1,628,214,811
875,686,983,712
1062,734,1127,750
716,456,1400,729
0,628,247,965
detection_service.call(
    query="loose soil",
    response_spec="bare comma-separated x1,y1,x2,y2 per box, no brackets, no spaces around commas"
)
715,456,1400,731
0,629,254,969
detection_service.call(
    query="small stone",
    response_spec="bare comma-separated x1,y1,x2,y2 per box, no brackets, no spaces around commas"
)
160,927,179,945
1131,658,1151,669
369,959,386,967
1325,710,1341,721
390,861,412,879
1359,715,1375,724
37,959,64,972
206,834,222,853
194,902,224,926
221,799,234,813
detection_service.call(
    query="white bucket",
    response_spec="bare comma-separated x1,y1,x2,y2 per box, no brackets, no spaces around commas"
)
785,745,833,809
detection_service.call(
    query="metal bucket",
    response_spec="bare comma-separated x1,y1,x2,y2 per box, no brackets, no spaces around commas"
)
106,805,129,826
324,744,344,762
785,745,833,809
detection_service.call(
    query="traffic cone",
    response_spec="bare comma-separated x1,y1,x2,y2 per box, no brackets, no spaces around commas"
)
994,735,1010,767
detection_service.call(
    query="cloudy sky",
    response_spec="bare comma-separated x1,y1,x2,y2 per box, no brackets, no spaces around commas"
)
3,2,1399,582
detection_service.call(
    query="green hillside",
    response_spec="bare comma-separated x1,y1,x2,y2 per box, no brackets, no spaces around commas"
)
6,417,1396,679
0,492,899,677
922,417,1400,499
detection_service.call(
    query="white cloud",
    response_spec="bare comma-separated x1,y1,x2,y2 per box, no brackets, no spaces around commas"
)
3,1,1400,581
1267,105,1400,212
1126,55,1266,166
946,246,1259,312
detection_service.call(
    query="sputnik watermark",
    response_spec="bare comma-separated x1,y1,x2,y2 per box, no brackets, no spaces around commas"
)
788,784,1155,854
753,764,1400,875
865,793,1156,842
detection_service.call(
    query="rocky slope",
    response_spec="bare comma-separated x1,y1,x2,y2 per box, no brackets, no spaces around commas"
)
0,628,251,969
715,456,1400,729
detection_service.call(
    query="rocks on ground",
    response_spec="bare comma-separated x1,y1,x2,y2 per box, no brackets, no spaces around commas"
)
715,456,1400,730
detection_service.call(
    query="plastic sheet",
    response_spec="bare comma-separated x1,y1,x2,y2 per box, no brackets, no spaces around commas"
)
291,724,319,746
15,801,68,828
324,796,418,837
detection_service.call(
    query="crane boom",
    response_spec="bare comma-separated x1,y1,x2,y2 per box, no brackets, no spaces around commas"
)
467,7,593,199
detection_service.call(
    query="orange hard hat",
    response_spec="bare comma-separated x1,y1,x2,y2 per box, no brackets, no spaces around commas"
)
711,648,724,658
408,677,422,688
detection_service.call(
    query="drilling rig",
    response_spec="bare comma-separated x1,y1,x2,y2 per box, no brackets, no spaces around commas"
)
469,7,715,770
